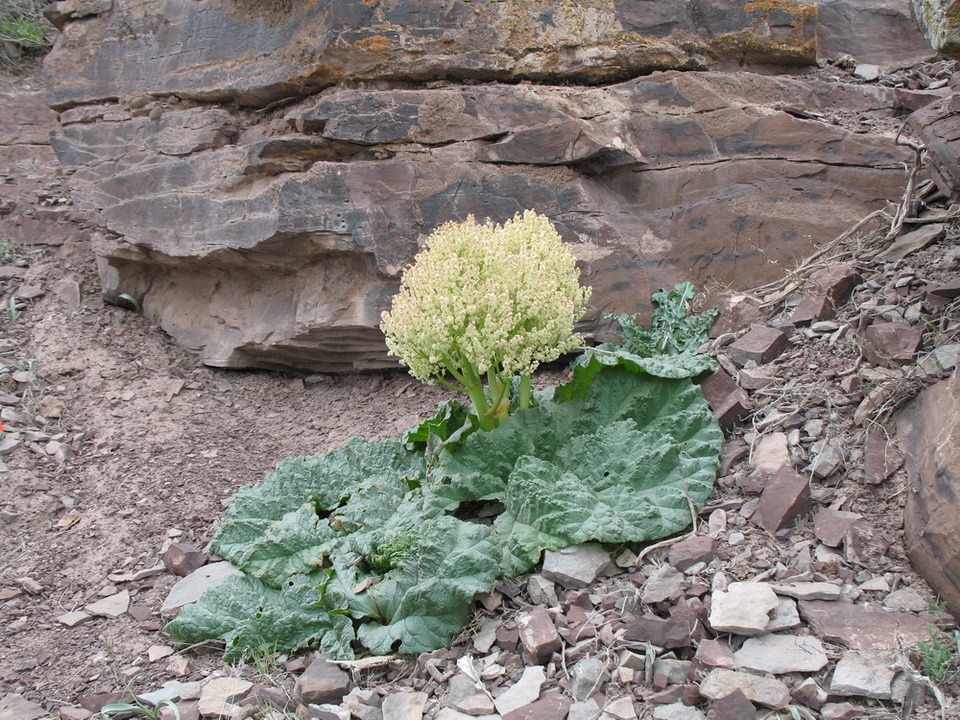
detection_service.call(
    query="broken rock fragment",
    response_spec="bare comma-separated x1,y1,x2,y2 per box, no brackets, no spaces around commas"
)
798,600,929,650
861,321,923,367
704,689,756,720
296,654,351,706
541,544,610,589
829,650,898,699
733,634,829,674
162,541,207,576
708,582,778,636
698,368,751,431
755,466,811,534
516,608,561,663
727,325,789,367
813,508,863,548
699,669,791,709
493,665,545,716
790,264,862,326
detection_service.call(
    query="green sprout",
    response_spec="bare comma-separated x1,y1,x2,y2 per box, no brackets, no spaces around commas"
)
381,211,591,431
918,623,958,683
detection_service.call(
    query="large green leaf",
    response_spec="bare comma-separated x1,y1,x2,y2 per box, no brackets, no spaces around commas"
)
166,356,722,660
164,573,356,661
435,362,722,574
212,438,425,584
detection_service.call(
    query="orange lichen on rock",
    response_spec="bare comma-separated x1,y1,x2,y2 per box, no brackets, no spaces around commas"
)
354,34,391,53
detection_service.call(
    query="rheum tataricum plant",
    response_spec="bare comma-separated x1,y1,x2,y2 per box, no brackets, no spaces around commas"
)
381,211,591,431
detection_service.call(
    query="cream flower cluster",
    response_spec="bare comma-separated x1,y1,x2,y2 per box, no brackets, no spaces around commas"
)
381,211,591,386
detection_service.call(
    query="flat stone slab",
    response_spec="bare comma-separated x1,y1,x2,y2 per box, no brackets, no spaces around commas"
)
878,223,945,260
198,677,253,718
541,543,610,589
770,581,843,601
750,432,790,474
85,589,130,618
813,509,864,548
699,668,791,709
383,691,428,720
494,665,545,716
799,600,929,650
160,561,243,617
734,633,829,674
641,564,685,604
0,693,46,720
830,650,898,699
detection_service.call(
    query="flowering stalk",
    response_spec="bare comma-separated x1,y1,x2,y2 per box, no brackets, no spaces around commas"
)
381,211,591,431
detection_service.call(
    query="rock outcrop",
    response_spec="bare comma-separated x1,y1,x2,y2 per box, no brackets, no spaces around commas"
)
41,0,946,371
912,0,960,58
909,78,960,200
899,372,960,619
0,91,82,249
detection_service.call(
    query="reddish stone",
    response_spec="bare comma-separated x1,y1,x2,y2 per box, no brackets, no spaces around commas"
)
502,689,571,720
821,702,869,720
159,702,199,720
516,607,561,663
668,535,717,571
839,374,860,395
719,440,748,474
706,291,769,338
706,689,757,720
798,600,929,650
928,277,960,300
127,605,153,622
808,264,861,305
862,431,903,485
813,508,863,548
791,293,835,326
59,708,94,720
739,468,770,495
861,321,923,367
495,623,520,652
755,466,811,534
162,541,207,576
650,686,685,705
695,639,736,670
899,373,960,620
623,613,695,649
295,653,351,705
698,368,751,431
79,692,133,712
727,325,789,366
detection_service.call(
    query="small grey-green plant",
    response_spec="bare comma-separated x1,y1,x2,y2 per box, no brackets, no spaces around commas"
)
98,699,180,720
917,623,959,683
96,637,182,719
0,236,40,266
6,297,22,321
927,594,948,618
607,281,717,358
761,705,818,720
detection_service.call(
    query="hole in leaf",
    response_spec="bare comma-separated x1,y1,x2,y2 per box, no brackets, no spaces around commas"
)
454,499,505,525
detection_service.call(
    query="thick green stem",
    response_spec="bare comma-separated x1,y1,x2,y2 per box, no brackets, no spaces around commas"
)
457,360,497,431
464,382,496,431
488,370,511,417
518,373,532,410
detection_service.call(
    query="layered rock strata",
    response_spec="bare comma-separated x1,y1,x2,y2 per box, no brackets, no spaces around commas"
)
42,0,941,371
